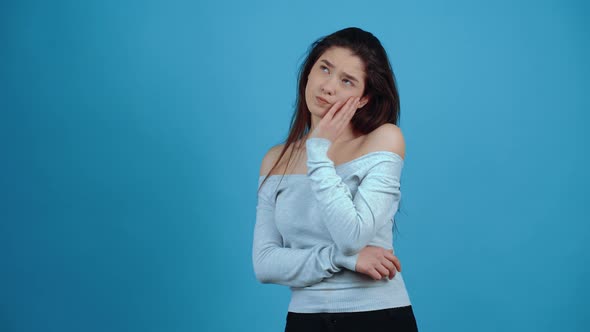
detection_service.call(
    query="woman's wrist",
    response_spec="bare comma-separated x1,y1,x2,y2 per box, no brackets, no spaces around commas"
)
305,137,332,163
332,250,359,272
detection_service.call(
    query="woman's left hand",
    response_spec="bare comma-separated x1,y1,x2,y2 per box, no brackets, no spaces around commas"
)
309,96,360,142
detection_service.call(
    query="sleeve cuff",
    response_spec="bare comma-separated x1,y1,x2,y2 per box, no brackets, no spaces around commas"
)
306,137,333,163
333,251,358,272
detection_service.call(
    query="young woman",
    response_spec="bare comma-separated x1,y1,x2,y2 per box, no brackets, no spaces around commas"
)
253,27,418,332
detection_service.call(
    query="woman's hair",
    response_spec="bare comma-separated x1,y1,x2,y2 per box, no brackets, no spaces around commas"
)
259,27,401,190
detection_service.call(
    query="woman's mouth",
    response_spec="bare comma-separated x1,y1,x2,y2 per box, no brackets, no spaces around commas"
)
316,96,330,106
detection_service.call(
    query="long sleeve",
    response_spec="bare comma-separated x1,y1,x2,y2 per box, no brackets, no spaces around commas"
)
252,177,358,288
306,137,403,255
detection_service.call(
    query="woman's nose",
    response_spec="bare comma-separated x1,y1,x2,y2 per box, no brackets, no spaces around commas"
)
320,78,337,95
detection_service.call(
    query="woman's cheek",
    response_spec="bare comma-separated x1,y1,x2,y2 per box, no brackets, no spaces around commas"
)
338,94,360,103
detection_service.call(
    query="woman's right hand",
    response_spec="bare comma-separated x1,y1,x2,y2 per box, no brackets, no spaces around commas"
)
355,246,402,280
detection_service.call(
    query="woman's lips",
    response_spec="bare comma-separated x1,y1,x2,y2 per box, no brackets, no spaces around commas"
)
316,96,330,106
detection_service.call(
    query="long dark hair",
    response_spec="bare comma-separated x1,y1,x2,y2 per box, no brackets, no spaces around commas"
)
259,27,401,191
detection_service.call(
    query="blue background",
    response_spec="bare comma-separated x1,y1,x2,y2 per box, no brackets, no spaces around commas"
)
2,0,588,331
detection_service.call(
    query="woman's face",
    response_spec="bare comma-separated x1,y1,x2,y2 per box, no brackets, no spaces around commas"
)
305,46,369,118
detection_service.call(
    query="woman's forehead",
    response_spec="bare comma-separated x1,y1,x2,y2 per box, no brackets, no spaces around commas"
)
317,47,366,78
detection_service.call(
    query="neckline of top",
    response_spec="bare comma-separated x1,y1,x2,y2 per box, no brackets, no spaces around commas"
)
259,150,403,178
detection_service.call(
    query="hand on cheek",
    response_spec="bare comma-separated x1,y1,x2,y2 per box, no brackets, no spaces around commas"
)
309,96,361,142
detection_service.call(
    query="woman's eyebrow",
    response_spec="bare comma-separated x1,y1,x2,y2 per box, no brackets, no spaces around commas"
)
320,59,335,68
342,73,359,83
320,59,360,83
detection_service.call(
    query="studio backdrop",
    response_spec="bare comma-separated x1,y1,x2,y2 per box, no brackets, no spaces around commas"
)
2,0,588,331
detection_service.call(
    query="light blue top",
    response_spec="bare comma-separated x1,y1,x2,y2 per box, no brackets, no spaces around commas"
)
253,137,412,313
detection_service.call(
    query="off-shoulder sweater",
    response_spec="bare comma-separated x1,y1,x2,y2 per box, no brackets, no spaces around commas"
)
253,137,412,313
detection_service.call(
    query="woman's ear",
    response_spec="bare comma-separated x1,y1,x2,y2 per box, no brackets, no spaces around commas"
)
359,95,370,108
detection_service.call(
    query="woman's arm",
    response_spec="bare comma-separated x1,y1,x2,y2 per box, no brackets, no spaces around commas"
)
305,135,404,256
253,176,402,287
253,146,358,287
253,180,402,285
253,138,402,287
252,178,358,287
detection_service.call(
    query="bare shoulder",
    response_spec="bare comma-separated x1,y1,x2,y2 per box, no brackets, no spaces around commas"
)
365,123,406,160
260,143,285,176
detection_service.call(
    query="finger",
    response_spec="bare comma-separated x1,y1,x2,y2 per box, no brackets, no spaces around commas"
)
347,97,360,120
333,100,357,130
393,256,402,272
381,259,396,279
354,96,361,111
368,268,382,280
333,97,355,121
325,100,345,120
346,96,359,115
385,251,402,272
343,97,361,122
375,265,389,279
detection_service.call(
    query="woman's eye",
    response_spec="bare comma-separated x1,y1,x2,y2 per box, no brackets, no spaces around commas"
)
320,65,329,73
342,79,353,86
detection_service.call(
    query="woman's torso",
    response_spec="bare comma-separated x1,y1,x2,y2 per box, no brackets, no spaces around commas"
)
264,131,411,313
